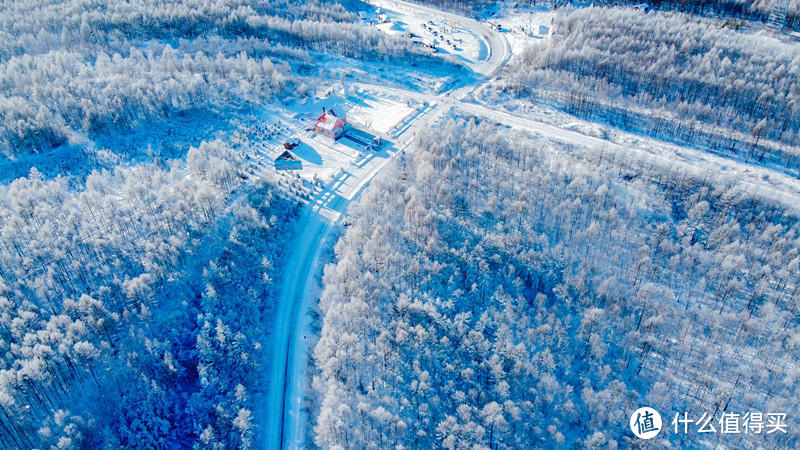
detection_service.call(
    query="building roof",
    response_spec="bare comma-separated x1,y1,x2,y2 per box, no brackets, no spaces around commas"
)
316,109,345,132
318,115,343,132
275,150,299,162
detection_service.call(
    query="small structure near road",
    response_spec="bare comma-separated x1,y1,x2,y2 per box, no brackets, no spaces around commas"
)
315,107,347,139
274,150,302,170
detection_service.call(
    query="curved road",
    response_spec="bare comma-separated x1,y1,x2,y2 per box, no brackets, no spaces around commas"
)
260,0,800,445
261,0,800,446
261,1,509,449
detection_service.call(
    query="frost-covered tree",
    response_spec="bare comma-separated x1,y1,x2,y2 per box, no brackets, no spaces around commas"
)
313,119,800,448
499,6,800,174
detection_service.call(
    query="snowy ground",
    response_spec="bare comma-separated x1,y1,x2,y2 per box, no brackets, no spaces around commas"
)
490,7,556,55
346,91,417,134
224,83,421,189
246,87,421,185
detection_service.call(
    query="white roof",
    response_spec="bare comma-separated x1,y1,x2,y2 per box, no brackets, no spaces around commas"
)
319,114,343,132
275,150,299,161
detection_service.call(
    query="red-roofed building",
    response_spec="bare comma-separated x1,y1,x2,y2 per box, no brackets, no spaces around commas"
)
314,107,347,139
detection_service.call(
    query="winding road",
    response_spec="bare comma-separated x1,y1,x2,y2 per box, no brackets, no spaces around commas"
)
261,1,509,449
260,1,800,448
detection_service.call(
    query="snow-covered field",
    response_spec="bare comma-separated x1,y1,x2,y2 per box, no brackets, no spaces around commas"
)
346,91,417,134
490,7,556,54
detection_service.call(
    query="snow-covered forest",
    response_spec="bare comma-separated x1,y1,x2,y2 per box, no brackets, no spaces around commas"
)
599,0,800,28
413,0,800,28
592,0,800,29
0,140,301,447
3,0,800,447
0,0,437,159
313,120,800,448
0,0,453,447
499,7,800,173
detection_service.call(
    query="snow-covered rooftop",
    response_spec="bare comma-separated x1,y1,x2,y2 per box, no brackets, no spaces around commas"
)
275,150,300,162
